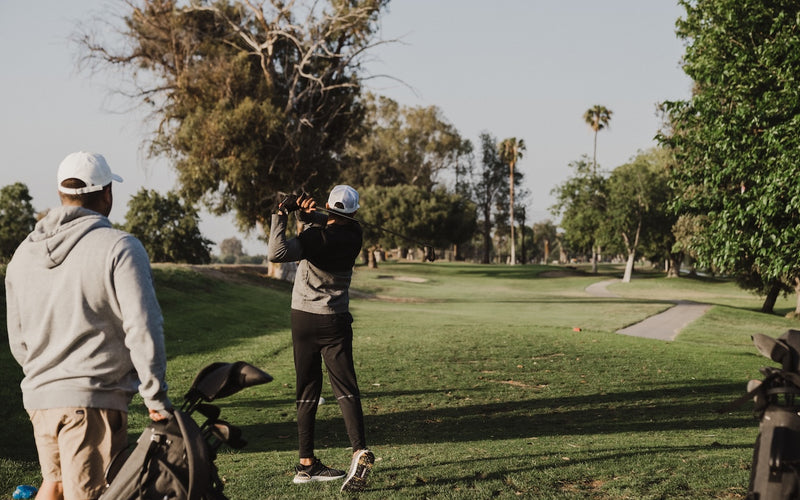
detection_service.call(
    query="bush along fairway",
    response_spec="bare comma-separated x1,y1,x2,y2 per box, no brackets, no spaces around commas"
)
2,262,798,499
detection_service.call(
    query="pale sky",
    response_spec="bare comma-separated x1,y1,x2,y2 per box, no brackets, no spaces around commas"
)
0,1,692,255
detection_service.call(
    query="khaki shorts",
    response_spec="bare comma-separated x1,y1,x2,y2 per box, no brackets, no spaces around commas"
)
29,408,128,500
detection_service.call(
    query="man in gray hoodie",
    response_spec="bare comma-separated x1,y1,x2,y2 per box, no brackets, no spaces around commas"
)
5,151,172,500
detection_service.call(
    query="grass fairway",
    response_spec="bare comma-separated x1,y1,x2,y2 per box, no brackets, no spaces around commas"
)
1,262,798,498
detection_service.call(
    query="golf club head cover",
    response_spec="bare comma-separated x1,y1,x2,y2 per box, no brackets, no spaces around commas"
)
778,330,800,371
752,334,791,370
184,361,273,403
752,331,800,372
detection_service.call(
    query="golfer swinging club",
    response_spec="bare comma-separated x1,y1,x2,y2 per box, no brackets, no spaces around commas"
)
267,185,374,492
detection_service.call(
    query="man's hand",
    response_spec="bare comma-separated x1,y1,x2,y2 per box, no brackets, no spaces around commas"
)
299,193,316,213
149,408,169,422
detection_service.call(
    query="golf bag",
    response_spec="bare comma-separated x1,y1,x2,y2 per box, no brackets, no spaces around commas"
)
100,410,222,500
741,330,800,499
100,361,272,500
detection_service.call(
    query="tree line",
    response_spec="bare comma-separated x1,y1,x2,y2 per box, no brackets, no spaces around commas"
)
3,0,800,316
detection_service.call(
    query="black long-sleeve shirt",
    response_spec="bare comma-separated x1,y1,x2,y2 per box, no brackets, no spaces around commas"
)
267,212,362,314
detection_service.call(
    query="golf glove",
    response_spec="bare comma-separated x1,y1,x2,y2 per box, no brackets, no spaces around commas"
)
279,191,309,214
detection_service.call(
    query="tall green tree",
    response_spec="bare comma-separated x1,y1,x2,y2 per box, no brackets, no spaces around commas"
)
343,94,472,191
583,105,613,174
498,137,526,265
123,189,212,264
660,0,800,313
605,149,674,283
80,0,388,231
472,133,508,264
550,155,607,273
219,237,244,263
532,219,559,264
0,183,36,263
356,184,477,263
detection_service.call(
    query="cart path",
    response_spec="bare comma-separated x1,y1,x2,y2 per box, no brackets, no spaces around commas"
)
586,279,712,341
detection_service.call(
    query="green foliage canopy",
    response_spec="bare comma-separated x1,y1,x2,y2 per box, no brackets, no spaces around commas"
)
357,185,477,252
550,156,608,258
219,237,244,258
583,104,613,172
123,188,212,264
606,149,674,280
606,150,673,252
471,133,510,263
661,0,800,300
497,137,526,264
81,0,388,230
0,183,36,263
342,94,472,191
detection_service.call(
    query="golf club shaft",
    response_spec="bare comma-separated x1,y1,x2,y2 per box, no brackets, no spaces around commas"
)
315,207,435,255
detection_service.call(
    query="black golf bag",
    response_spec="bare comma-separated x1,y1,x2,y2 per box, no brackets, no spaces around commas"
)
99,361,272,500
742,330,800,500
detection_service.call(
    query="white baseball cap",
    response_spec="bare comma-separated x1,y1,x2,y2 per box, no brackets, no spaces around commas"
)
327,185,360,214
57,151,123,195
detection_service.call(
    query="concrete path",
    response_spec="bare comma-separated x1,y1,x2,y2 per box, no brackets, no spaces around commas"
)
586,279,712,341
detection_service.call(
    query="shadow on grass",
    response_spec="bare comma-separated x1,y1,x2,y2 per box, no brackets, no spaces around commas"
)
370,442,751,495
225,380,757,454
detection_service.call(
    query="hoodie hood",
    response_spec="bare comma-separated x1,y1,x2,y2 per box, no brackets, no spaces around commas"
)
24,206,112,268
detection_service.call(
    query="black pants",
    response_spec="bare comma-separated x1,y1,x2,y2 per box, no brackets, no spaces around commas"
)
291,309,366,458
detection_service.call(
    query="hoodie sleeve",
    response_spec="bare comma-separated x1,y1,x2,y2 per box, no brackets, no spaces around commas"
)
267,213,305,263
5,274,26,365
111,236,172,413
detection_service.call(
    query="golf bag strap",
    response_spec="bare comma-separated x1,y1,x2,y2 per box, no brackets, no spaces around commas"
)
137,433,162,498
785,371,800,388
173,411,198,500
718,384,766,414
718,370,800,414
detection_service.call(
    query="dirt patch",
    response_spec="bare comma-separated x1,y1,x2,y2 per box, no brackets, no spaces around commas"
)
178,264,429,303
487,379,548,390
376,275,428,283
349,289,433,303
184,264,289,290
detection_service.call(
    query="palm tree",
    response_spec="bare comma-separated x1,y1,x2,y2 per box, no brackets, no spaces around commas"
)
583,105,613,173
498,137,526,265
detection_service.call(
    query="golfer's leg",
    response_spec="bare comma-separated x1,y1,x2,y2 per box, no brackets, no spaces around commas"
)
322,313,367,451
292,309,323,459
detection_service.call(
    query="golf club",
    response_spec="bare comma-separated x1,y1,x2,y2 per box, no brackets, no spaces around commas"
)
279,191,437,262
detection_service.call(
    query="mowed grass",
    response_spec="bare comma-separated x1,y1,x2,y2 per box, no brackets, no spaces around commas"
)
1,261,798,499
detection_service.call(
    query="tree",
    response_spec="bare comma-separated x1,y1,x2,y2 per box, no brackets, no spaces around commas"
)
660,0,800,313
357,184,477,263
498,137,526,265
518,206,528,264
637,149,683,278
606,149,673,283
471,133,507,264
532,220,559,264
583,105,613,174
550,156,608,272
80,0,389,231
123,189,212,264
342,94,472,191
219,237,244,263
0,183,36,263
